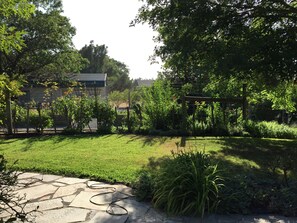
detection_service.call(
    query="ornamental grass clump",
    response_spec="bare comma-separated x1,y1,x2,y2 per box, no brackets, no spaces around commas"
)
153,150,223,217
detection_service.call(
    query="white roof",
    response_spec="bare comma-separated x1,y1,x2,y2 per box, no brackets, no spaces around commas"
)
72,73,107,81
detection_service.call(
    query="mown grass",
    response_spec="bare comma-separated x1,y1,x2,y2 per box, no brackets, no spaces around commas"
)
1,134,297,184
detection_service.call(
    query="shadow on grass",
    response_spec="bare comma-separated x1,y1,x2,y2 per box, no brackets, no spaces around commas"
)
215,137,297,174
0,139,19,145
173,137,297,179
134,137,297,215
125,134,169,147
17,134,112,151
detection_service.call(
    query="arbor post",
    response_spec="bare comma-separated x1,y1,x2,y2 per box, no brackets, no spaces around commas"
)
242,84,248,121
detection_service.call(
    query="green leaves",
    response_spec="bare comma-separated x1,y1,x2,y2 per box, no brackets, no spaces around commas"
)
142,80,180,130
152,150,223,216
264,82,297,113
0,0,35,53
53,94,94,132
0,0,82,79
136,0,297,84
79,42,107,73
79,41,132,92
94,99,115,134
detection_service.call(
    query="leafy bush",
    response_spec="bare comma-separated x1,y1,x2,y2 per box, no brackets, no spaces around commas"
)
191,120,212,136
190,102,243,137
11,103,27,127
0,102,26,128
135,150,223,217
53,95,93,132
29,110,53,133
94,100,115,134
244,120,297,139
226,123,245,136
134,169,154,201
142,80,181,130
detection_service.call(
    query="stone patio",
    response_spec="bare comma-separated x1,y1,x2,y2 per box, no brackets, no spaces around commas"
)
1,172,297,223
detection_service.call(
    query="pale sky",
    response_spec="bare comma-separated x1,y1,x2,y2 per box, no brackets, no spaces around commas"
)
62,0,161,80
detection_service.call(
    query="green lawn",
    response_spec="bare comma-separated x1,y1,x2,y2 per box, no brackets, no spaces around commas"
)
1,134,297,184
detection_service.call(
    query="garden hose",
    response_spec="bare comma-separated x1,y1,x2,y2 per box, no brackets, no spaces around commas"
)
87,182,134,223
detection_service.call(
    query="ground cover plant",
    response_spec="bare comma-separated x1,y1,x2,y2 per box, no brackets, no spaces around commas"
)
1,135,297,216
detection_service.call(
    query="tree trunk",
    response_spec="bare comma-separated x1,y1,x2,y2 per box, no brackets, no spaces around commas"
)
5,89,13,135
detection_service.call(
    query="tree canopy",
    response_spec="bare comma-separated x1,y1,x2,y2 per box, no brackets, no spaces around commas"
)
79,41,133,92
135,0,297,85
79,41,107,73
0,0,86,134
0,0,35,54
0,0,86,81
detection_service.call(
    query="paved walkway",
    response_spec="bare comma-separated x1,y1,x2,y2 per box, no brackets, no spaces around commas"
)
1,172,297,223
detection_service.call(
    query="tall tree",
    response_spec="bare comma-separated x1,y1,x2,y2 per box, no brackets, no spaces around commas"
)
103,57,132,92
79,41,132,92
134,0,297,85
79,41,107,73
0,0,34,134
0,0,35,53
0,0,86,134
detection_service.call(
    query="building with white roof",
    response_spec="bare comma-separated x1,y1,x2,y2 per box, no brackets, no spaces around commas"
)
20,73,107,103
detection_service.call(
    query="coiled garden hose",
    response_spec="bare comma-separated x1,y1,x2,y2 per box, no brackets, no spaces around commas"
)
87,182,134,223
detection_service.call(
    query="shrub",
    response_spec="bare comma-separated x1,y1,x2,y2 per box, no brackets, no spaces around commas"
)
11,103,27,127
53,95,93,132
142,80,181,130
144,150,223,217
244,120,297,139
133,169,154,201
94,100,115,134
0,102,26,128
29,109,53,133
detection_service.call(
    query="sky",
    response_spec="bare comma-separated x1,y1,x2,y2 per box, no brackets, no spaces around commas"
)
62,0,162,80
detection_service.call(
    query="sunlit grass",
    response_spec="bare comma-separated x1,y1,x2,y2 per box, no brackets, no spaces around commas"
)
1,134,296,184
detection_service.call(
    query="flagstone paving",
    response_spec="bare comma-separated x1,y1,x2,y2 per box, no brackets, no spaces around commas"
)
1,172,297,223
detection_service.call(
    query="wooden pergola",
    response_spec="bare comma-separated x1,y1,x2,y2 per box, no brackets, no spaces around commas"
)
186,84,247,119
180,84,248,132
